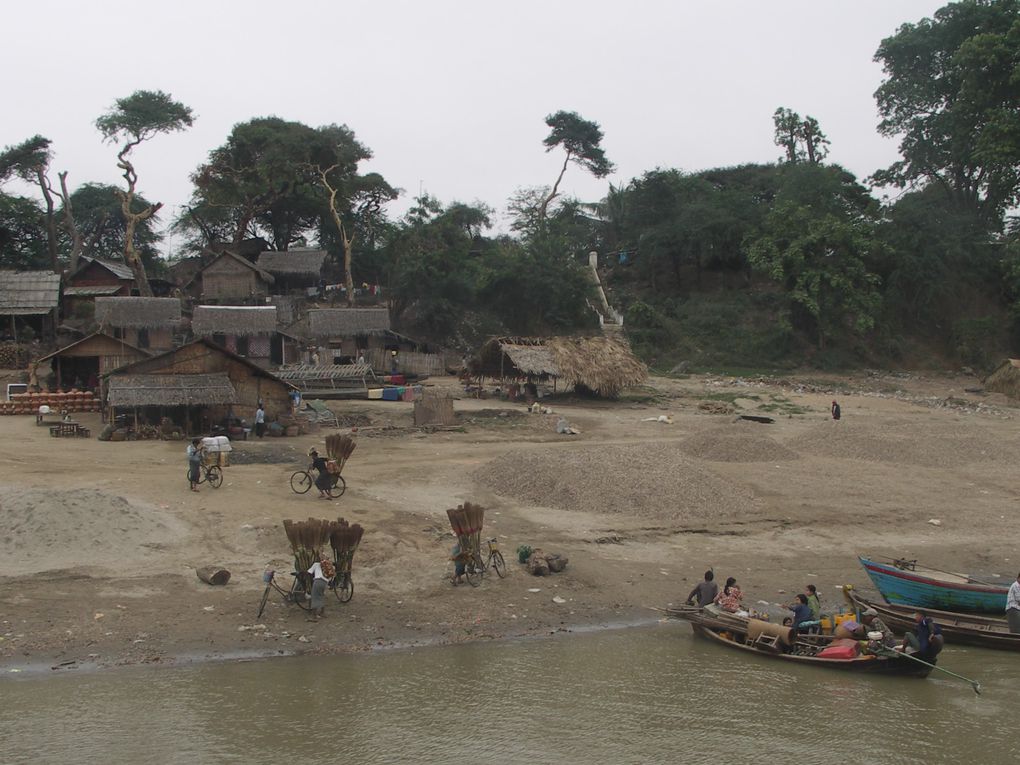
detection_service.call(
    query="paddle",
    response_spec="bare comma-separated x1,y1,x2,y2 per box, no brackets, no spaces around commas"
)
877,647,982,695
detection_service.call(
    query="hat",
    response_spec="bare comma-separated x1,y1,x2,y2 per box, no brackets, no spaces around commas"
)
863,608,878,617
307,447,318,456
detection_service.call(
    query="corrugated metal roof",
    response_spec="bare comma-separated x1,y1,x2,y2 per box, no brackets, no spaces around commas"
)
107,373,238,407
0,270,61,314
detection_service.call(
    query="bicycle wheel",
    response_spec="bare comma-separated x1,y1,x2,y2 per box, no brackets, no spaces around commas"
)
289,577,312,611
256,584,272,618
290,470,313,494
207,465,223,489
465,554,483,587
491,550,507,578
327,475,346,498
333,573,354,603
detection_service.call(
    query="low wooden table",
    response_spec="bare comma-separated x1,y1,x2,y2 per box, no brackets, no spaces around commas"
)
49,421,90,438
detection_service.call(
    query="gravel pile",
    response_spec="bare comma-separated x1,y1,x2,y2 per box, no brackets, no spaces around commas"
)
788,420,1003,468
476,444,761,522
682,426,798,462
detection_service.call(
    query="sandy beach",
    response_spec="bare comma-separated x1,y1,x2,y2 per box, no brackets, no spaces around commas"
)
1,371,1016,673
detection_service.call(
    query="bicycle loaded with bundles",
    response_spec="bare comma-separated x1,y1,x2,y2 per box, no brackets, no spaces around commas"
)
447,502,506,586
290,433,356,498
257,516,365,617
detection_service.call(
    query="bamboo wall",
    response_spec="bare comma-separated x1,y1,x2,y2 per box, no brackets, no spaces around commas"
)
366,347,453,376
202,258,268,301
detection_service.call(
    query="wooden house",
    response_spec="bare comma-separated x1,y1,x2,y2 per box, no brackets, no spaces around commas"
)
256,248,327,294
191,305,297,366
93,296,183,352
191,250,275,303
63,257,136,319
303,308,391,361
35,331,150,393
0,270,61,341
104,338,295,432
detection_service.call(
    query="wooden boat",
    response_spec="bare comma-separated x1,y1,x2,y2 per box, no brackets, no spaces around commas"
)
843,586,1020,652
665,606,932,678
858,555,1008,614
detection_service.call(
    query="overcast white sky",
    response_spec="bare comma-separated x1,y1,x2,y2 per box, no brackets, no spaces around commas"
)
2,0,947,245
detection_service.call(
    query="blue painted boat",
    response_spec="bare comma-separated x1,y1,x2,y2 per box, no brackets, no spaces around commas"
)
858,556,1008,614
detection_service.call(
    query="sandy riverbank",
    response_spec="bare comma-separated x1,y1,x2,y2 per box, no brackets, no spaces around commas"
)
1,372,1016,673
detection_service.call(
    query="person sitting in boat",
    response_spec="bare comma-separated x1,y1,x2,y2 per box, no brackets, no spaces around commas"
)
714,577,743,613
900,610,943,661
860,608,896,649
686,570,718,607
805,584,821,620
788,594,814,632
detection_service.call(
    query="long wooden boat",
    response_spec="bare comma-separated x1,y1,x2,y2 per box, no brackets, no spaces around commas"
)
665,606,931,678
858,555,1008,613
843,586,1020,652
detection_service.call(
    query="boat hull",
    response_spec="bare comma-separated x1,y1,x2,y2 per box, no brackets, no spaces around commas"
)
844,587,1020,652
859,556,1007,614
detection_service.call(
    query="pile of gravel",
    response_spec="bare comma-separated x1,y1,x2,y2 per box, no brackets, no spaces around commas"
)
681,425,798,463
475,444,761,522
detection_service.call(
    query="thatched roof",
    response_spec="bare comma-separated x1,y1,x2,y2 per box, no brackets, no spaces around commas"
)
307,308,391,338
192,305,278,336
73,257,134,281
471,335,647,397
984,359,1020,399
256,249,327,276
107,373,238,407
64,285,122,297
0,270,61,315
189,250,275,288
37,332,150,363
94,297,182,329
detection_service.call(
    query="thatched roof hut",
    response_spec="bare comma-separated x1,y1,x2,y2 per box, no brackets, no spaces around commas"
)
471,336,647,397
307,308,391,339
192,305,279,336
94,297,182,329
256,249,327,277
0,270,61,315
984,359,1020,399
107,373,238,407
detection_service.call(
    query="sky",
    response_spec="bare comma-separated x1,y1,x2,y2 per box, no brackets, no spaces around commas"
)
1,0,948,248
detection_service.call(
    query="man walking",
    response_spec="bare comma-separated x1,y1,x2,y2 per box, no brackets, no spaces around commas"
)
255,404,266,439
1007,573,1020,634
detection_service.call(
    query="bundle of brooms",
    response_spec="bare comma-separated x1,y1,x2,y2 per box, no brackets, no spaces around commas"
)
325,433,357,473
329,517,365,574
447,502,484,558
283,517,334,573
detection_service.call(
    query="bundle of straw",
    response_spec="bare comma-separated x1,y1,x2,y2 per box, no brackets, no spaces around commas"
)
325,433,357,471
283,517,335,573
446,502,484,557
329,517,365,574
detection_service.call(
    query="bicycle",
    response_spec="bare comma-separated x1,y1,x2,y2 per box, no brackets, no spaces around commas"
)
256,569,312,618
329,569,354,603
290,469,346,498
187,462,223,489
481,537,507,579
457,538,507,587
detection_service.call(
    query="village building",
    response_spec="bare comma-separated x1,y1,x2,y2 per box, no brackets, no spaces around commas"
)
104,338,295,434
188,250,275,304
62,257,136,319
470,335,647,398
256,248,328,295
191,305,298,367
0,270,61,341
302,307,392,364
35,331,150,394
93,296,183,352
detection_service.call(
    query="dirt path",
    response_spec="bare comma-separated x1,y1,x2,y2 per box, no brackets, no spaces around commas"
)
1,371,1017,672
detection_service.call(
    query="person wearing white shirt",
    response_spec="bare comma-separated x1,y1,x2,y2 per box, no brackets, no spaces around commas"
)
307,558,334,618
1007,573,1020,634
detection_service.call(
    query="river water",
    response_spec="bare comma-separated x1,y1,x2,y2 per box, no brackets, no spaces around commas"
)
2,624,1017,764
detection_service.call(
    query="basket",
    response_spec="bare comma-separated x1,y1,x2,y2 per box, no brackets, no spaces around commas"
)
262,569,275,583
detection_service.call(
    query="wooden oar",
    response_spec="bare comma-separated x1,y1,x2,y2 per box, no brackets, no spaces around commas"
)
877,647,981,695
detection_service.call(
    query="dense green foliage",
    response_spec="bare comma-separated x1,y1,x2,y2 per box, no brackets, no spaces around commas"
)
0,1,1017,369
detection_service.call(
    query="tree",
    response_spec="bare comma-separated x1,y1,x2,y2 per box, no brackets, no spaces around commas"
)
59,184,163,272
772,109,830,164
0,135,58,270
872,0,1020,222
0,193,48,269
96,90,193,295
538,111,614,221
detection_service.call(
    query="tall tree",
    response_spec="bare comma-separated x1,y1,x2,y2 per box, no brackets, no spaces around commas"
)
872,0,1020,222
538,111,614,221
96,90,193,295
0,135,58,270
772,109,829,164
59,184,163,272
0,193,48,270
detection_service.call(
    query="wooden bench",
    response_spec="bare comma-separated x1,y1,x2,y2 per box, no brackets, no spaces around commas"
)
49,422,89,438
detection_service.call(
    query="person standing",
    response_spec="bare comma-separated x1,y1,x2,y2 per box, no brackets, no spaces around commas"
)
307,557,334,618
831,400,841,420
254,404,266,438
1007,573,1020,634
686,570,718,607
186,438,203,492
